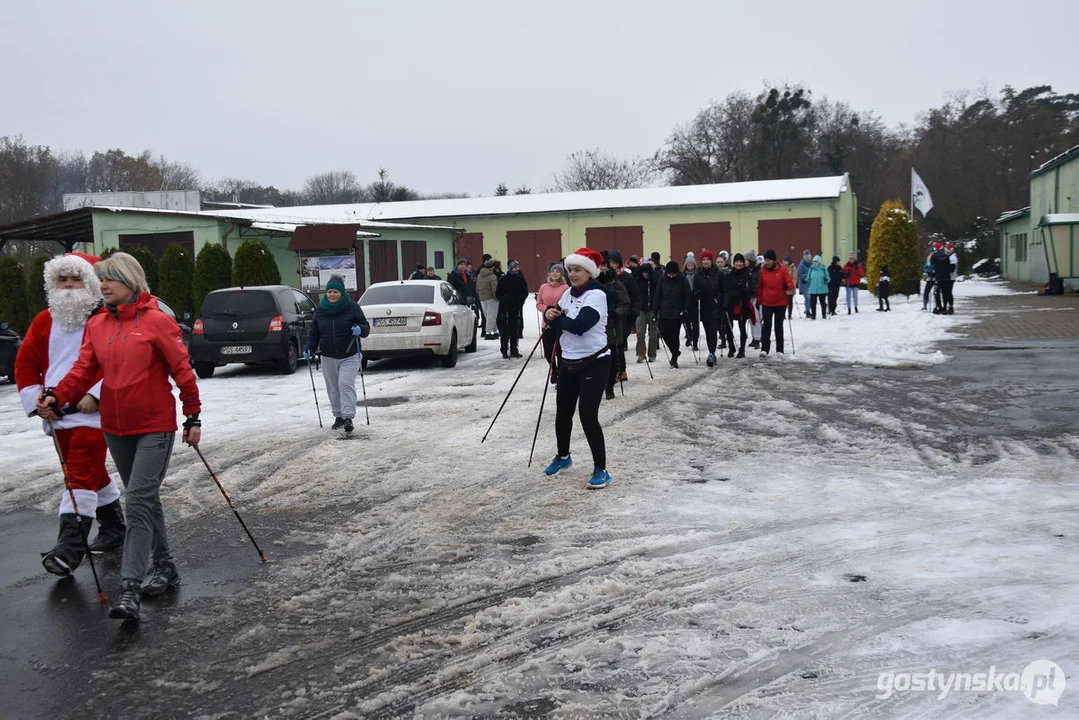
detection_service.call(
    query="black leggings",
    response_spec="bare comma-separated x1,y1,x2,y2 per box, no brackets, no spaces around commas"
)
923,279,936,309
812,294,828,318
729,310,748,350
541,327,560,374
659,318,683,358
556,355,610,470
939,280,954,310
761,305,785,353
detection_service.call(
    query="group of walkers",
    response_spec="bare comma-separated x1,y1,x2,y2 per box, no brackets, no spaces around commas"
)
924,241,959,314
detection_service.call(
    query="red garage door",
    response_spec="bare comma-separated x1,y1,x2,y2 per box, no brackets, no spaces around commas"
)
758,218,822,259
669,222,731,267
401,240,427,277
585,226,643,263
507,229,562,292
368,240,399,285
454,233,484,267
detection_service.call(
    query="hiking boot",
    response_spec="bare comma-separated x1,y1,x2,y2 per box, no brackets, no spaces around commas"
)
88,500,126,554
344,418,354,433
706,353,716,367
544,455,573,476
736,349,745,358
331,417,346,430
636,355,645,364
604,386,615,400
587,468,612,489
142,558,180,597
648,356,656,363
108,579,142,621
749,340,760,349
728,347,736,358
41,513,92,577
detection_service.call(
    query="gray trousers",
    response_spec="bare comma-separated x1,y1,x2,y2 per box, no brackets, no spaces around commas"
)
481,299,498,335
635,311,660,359
105,432,175,584
322,354,359,419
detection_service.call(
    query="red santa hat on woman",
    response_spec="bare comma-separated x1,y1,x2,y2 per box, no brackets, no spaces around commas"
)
562,247,604,278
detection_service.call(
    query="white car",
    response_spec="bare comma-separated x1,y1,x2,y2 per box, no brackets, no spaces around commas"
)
358,280,478,368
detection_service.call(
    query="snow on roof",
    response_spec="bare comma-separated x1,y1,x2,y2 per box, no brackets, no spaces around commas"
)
1030,145,1079,179
250,220,380,237
206,175,849,225
1041,213,1079,225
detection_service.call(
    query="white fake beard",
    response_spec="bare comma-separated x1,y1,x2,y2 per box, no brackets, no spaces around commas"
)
49,288,100,331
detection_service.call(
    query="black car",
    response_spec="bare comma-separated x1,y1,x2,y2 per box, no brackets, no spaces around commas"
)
0,321,20,384
188,285,315,379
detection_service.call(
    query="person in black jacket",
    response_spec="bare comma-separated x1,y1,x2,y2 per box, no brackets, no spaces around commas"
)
653,261,692,368
876,264,892,312
496,260,529,358
304,276,370,433
722,254,752,358
827,256,844,316
599,264,630,399
447,258,473,303
408,264,426,280
608,250,639,382
695,250,722,366
634,262,661,363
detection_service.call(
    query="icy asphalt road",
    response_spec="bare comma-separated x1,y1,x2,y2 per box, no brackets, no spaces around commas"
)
1,284,1077,718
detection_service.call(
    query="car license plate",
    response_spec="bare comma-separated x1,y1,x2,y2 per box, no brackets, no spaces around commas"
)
220,346,252,355
373,317,407,327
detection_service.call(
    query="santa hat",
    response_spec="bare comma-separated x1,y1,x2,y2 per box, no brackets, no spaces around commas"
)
563,247,604,278
945,242,955,252
933,242,944,251
44,252,103,298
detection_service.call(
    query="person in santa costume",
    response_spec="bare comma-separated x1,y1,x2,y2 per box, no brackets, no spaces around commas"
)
16,252,127,576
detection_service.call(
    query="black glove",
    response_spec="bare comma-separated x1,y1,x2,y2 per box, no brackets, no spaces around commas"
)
182,413,201,442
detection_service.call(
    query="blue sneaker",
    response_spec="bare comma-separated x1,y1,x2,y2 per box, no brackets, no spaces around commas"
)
544,455,573,476
587,468,611,489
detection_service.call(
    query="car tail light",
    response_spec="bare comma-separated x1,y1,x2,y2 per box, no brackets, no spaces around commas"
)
193,319,204,335
268,315,283,332
422,311,441,326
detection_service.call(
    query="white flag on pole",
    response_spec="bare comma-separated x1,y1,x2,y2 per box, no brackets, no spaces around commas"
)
911,169,934,216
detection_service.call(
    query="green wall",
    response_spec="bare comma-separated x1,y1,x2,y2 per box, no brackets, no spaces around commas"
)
1029,156,1079,285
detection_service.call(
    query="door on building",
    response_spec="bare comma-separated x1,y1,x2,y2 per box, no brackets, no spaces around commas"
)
585,226,643,263
669,222,731,266
401,240,427,277
506,229,562,292
368,240,399,285
757,218,822,259
353,245,366,298
454,233,484,266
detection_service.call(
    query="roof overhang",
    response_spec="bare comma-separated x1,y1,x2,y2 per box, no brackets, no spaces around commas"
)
1039,213,1079,226
996,207,1030,225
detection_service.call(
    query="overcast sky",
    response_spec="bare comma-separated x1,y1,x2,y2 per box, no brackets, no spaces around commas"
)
2,0,1076,198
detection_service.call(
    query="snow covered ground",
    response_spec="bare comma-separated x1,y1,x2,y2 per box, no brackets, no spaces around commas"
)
2,279,1076,718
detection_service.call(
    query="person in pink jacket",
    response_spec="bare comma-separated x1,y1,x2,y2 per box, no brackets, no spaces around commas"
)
536,264,568,382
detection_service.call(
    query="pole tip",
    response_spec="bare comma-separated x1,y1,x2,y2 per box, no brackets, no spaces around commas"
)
259,554,267,563
98,592,108,603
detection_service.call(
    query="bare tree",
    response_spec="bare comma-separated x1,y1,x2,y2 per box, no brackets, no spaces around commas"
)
551,149,656,191
301,170,363,205
655,91,757,185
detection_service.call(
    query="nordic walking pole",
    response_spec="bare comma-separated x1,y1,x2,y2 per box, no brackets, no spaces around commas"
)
528,341,558,467
482,334,543,443
46,419,107,603
192,445,267,562
788,317,796,356
345,336,370,426
306,354,323,428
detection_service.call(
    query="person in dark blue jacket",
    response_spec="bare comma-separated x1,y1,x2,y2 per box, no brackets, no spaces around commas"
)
304,276,370,432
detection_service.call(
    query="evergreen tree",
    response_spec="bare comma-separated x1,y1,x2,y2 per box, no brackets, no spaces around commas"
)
867,200,922,297
193,243,233,314
99,247,118,259
127,246,159,295
0,257,30,333
27,255,49,318
232,239,281,286
157,243,194,317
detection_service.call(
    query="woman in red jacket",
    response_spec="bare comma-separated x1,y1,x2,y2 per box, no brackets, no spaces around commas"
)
38,252,201,621
756,250,794,356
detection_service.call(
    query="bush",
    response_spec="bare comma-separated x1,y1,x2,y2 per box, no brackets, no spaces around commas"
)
27,255,50,318
0,257,30,333
127,246,160,295
157,244,194,318
193,243,233,314
232,239,281,286
99,247,118,259
867,200,922,297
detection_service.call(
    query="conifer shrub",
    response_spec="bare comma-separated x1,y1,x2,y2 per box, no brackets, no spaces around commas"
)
0,257,30,333
27,255,50,318
867,200,922,297
157,243,194,318
193,243,233,314
232,239,281,286
127,245,160,295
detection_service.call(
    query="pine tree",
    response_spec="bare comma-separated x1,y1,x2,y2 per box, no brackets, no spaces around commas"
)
0,257,30,334
193,243,233,314
867,200,922,297
232,240,281,286
128,246,160,295
157,244,194,318
26,255,49,318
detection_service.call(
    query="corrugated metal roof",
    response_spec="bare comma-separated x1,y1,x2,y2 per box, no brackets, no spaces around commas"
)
996,207,1030,224
1030,145,1079,179
206,175,849,225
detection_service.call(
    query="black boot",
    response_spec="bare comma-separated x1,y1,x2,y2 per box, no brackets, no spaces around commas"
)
108,579,142,621
331,417,346,430
41,513,92,576
142,558,181,597
89,499,126,554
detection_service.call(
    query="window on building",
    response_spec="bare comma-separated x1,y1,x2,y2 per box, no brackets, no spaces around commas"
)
1011,233,1027,262
434,251,445,269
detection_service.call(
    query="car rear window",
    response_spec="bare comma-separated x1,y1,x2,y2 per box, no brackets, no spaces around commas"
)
360,285,435,306
201,290,277,316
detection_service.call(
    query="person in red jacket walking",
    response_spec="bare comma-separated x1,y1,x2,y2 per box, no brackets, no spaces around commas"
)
16,253,127,577
756,250,794,356
843,253,865,314
38,252,201,622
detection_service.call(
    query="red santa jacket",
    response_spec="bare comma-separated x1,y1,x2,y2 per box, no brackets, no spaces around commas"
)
16,308,105,432
52,292,200,436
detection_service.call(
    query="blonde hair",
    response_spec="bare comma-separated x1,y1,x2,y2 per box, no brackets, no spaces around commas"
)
95,252,150,294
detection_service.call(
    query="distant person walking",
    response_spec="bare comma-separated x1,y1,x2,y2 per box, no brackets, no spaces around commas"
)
843,253,865,314
305,276,370,433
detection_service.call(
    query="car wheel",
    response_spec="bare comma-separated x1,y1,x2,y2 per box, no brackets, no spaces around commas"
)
278,341,299,375
194,362,216,379
440,331,459,368
464,317,478,353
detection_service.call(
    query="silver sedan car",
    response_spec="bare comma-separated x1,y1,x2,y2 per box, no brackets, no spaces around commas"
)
358,280,479,368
